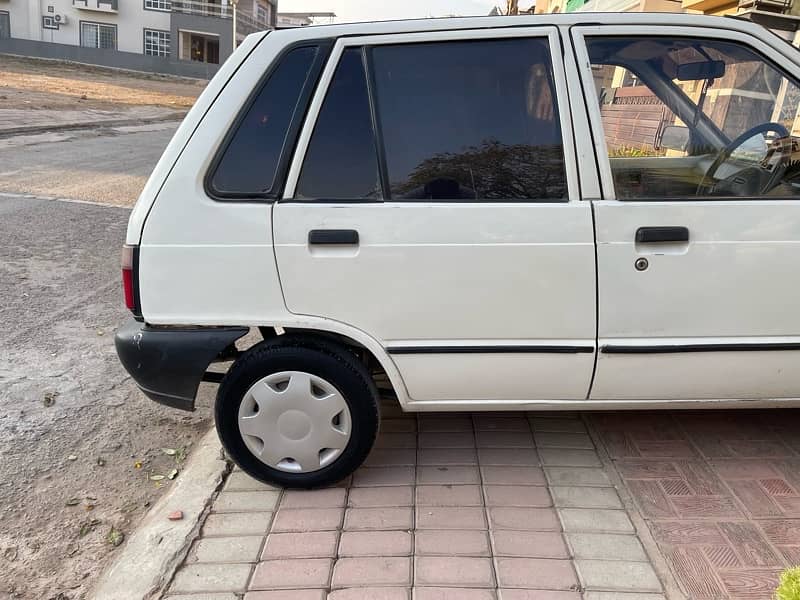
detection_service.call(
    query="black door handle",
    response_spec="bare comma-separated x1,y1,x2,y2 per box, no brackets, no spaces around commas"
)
635,226,689,243
308,229,359,245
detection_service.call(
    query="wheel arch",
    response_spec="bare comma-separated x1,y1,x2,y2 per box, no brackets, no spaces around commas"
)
262,317,411,408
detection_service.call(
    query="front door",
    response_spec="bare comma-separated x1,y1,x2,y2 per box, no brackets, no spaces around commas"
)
0,12,10,39
274,28,597,406
574,26,800,402
206,39,219,64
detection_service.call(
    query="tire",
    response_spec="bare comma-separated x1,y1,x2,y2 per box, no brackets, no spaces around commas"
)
215,335,380,489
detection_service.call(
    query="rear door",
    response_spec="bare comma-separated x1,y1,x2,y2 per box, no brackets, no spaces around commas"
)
273,27,598,406
573,25,800,402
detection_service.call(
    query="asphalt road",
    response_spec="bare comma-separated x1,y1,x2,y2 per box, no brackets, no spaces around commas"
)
0,125,215,599
0,122,177,206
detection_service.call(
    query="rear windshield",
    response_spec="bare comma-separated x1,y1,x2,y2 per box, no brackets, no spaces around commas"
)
208,45,320,199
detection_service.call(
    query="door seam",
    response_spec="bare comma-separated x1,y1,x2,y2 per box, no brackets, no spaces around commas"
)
587,200,600,400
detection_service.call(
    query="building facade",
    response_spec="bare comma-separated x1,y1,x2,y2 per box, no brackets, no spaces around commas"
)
533,0,799,40
681,0,800,41
534,0,682,13
276,11,335,28
0,0,276,75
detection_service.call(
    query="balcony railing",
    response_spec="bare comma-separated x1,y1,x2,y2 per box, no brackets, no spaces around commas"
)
171,0,232,18
738,0,792,12
170,1,271,32
236,10,271,35
73,0,119,12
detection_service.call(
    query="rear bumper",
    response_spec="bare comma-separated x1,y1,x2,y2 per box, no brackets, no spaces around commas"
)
114,319,248,411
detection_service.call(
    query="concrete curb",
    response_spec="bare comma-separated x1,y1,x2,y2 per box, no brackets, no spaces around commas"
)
0,114,185,138
91,428,230,600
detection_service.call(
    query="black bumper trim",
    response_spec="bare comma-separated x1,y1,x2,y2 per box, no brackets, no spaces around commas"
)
139,387,197,411
115,319,249,411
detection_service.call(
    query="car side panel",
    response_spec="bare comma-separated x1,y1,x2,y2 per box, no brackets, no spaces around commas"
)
275,202,597,402
138,34,295,326
591,200,800,400
127,32,266,245
275,203,595,342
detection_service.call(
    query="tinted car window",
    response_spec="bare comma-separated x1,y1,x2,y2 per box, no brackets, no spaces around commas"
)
372,38,567,201
210,45,318,198
295,48,381,200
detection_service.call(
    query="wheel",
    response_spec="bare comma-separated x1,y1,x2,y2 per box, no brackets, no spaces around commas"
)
215,335,380,489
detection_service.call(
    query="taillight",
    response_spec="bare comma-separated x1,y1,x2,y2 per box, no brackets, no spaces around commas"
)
121,245,136,312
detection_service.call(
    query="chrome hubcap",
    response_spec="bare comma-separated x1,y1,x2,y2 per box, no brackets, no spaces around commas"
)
237,371,352,473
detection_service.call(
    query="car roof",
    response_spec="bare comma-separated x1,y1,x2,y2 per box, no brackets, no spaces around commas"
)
265,13,772,44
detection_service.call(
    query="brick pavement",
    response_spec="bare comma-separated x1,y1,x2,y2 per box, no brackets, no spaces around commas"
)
163,410,665,600
589,410,800,600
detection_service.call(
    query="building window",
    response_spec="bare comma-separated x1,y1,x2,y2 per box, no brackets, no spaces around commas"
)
144,29,170,57
80,22,117,49
144,0,172,10
256,3,270,25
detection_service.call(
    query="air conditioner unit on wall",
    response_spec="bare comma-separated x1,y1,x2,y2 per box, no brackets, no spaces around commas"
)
53,14,68,24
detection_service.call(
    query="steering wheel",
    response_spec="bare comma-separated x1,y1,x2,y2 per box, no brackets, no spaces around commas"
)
696,122,790,196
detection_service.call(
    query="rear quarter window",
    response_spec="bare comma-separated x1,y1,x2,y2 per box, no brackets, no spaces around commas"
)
208,44,323,199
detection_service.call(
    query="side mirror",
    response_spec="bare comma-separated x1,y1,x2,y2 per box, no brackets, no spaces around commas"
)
657,125,690,152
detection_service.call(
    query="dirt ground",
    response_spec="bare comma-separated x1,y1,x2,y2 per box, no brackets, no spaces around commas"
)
0,54,205,112
0,196,230,600
0,58,213,600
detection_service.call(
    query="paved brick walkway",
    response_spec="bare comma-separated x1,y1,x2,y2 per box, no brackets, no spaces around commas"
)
163,410,664,600
589,410,800,600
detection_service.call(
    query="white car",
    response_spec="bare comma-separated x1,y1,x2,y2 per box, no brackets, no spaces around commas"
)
116,13,800,487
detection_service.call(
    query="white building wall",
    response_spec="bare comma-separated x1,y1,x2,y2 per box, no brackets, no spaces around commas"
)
0,0,37,40
2,0,170,53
